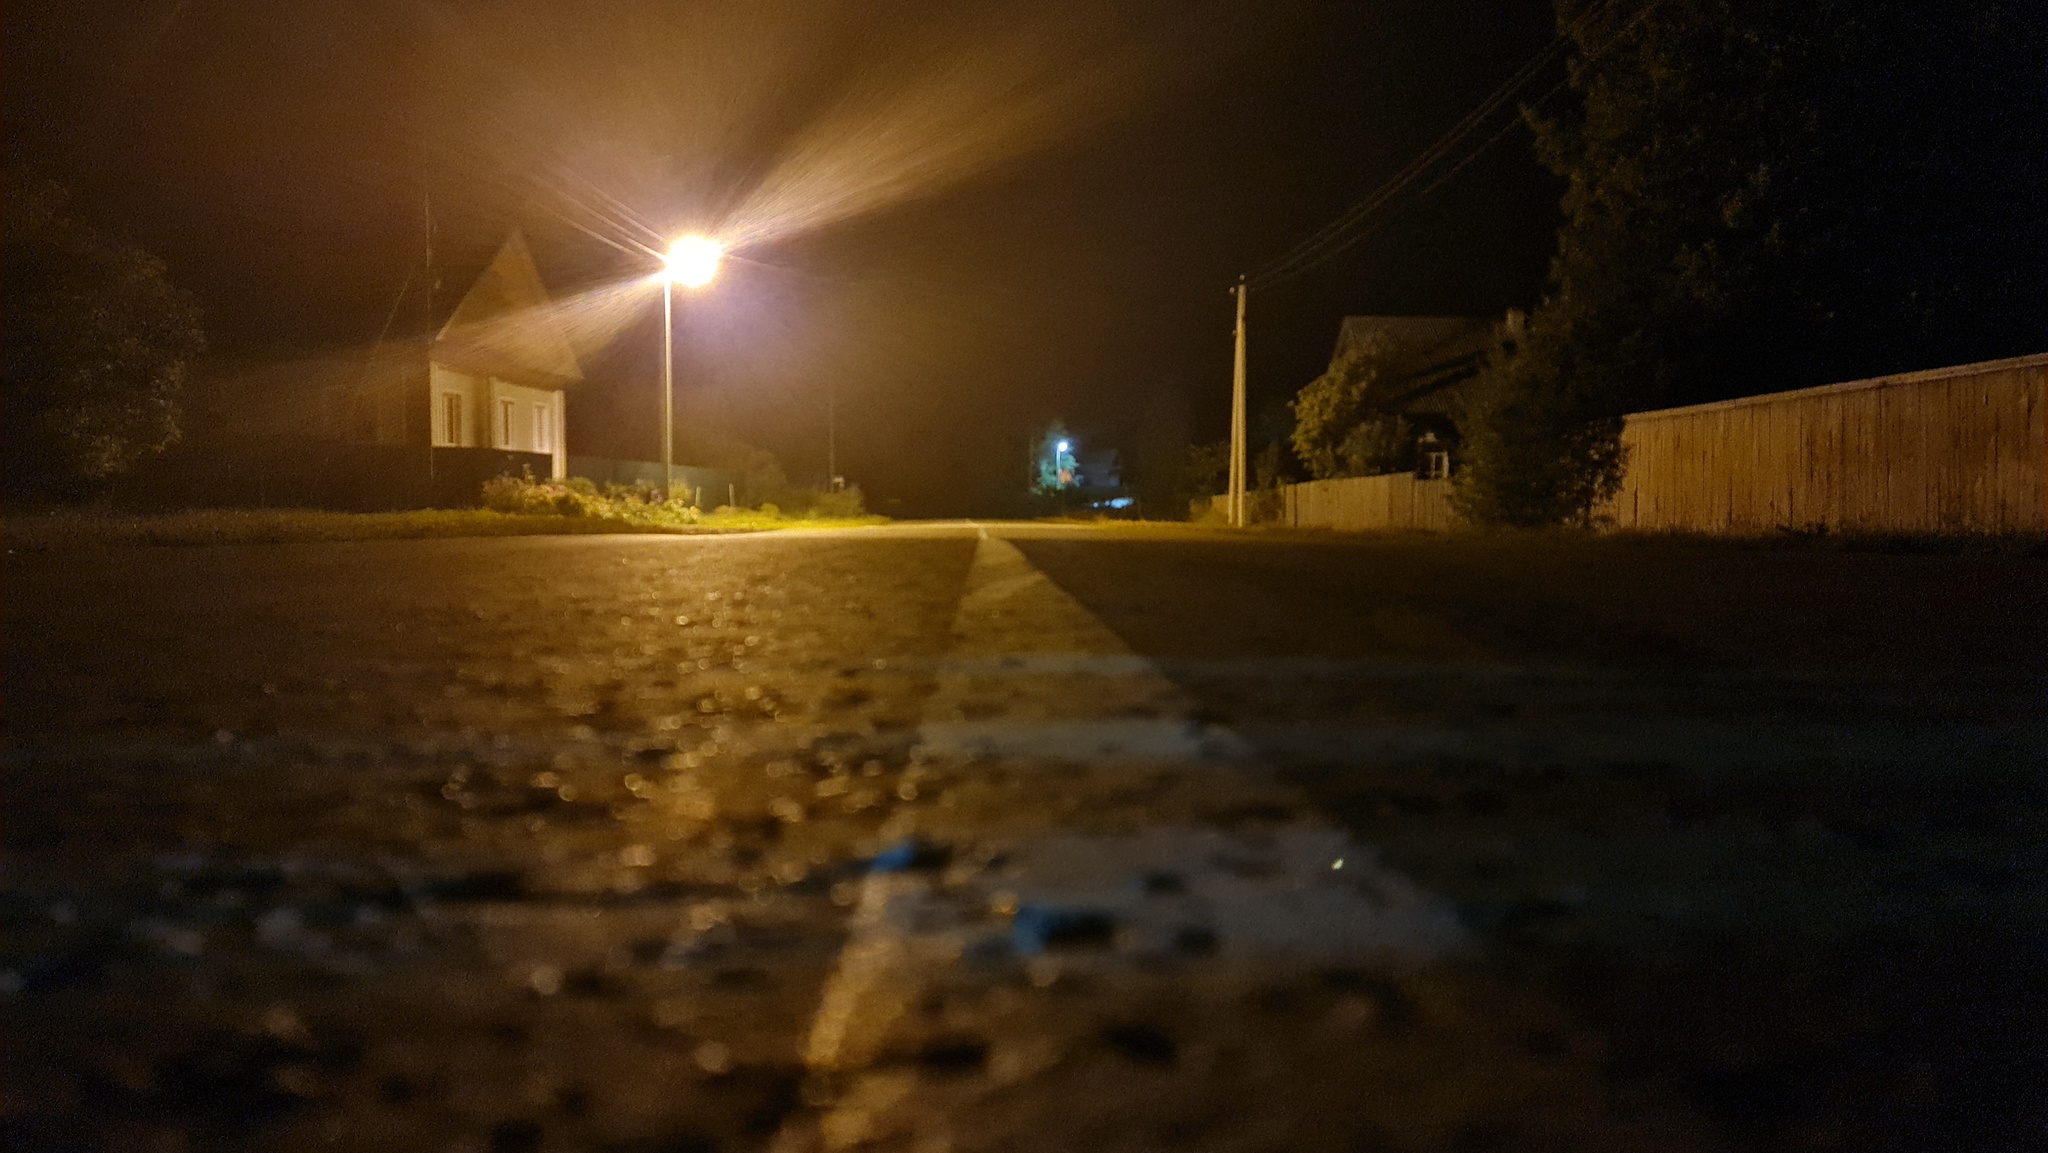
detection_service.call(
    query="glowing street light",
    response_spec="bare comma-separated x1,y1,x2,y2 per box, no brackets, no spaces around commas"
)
663,235,723,288
1052,438,1076,488
659,236,724,501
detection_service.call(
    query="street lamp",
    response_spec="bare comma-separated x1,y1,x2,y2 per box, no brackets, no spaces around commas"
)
659,235,723,501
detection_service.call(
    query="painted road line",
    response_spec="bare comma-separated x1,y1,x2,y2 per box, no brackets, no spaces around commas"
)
775,536,1480,1151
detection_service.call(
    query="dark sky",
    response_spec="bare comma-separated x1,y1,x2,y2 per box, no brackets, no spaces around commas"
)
5,0,1560,515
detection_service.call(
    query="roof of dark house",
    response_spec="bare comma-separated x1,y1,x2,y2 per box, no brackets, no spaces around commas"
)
1333,315,1499,417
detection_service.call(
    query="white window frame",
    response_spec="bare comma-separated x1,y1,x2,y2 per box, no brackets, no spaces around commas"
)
440,392,464,447
497,398,516,449
532,402,552,453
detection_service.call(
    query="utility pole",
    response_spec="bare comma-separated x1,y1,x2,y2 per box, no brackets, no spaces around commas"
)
827,382,838,489
1229,278,1248,528
424,186,436,499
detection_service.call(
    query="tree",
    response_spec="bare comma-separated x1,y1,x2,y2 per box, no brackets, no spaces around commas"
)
1455,0,2048,526
3,174,205,493
1030,421,1078,493
1290,328,1414,479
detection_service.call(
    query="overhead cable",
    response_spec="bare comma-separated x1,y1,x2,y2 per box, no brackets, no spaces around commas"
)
1243,0,1636,292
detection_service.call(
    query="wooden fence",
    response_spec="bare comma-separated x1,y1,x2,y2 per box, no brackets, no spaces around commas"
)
1602,353,2047,533
1257,352,2045,535
1279,472,1457,532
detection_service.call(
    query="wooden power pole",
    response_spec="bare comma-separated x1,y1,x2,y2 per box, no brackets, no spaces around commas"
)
1229,278,1248,527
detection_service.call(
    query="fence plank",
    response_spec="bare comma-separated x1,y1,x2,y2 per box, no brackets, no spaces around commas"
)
1279,473,1457,532
1601,353,2045,533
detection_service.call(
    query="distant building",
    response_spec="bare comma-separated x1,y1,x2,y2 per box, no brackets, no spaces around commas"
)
1031,422,1121,494
1073,445,1121,491
348,230,578,479
170,232,581,507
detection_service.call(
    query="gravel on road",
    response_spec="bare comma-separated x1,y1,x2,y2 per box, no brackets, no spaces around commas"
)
6,523,2045,1152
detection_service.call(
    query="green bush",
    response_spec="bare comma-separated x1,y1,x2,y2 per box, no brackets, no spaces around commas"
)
481,473,882,527
480,473,699,525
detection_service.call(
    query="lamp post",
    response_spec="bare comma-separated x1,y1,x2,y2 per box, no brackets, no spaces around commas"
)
659,235,723,502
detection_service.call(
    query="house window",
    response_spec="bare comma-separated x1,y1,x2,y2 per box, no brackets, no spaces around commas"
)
1422,450,1451,480
497,399,516,448
533,403,553,453
440,392,464,446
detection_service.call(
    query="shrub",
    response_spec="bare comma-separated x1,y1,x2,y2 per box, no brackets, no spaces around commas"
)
480,473,699,524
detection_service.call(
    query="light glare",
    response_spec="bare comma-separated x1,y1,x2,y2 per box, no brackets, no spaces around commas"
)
664,235,723,288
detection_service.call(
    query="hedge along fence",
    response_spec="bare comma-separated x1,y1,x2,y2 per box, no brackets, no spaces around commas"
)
1602,353,2047,534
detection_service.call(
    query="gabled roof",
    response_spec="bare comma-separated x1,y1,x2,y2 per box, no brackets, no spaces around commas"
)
1335,316,1491,363
1332,315,1497,416
430,231,585,389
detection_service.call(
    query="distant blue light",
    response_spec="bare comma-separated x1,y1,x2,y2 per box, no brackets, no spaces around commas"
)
1107,497,1133,508
1056,440,1070,452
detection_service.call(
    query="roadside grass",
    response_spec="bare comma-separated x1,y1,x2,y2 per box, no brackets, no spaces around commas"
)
1238,519,2048,556
3,506,887,550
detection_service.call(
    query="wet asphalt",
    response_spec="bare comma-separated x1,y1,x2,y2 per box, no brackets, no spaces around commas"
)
5,522,2046,1152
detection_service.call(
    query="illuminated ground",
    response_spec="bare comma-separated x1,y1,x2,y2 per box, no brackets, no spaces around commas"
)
5,522,2045,1151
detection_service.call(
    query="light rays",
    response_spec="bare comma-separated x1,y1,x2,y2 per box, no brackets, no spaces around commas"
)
713,2,1183,249
444,278,658,367
423,1,1232,273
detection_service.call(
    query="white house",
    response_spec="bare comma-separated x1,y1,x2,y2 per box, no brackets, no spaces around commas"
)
423,231,578,479
168,231,585,508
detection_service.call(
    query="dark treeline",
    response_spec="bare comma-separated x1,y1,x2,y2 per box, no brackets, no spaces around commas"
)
3,172,206,497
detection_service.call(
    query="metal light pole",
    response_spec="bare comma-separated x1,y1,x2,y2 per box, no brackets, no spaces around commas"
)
1229,278,1248,528
661,274,674,501
658,236,723,504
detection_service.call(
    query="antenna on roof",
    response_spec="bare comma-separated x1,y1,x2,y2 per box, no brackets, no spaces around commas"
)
423,183,434,340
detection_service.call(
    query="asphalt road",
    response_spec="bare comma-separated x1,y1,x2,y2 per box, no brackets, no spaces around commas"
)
6,522,2046,1152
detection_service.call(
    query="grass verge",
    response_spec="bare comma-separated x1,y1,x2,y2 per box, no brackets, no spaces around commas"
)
4,507,887,550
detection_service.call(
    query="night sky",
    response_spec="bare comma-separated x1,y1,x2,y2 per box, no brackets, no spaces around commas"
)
5,0,1560,515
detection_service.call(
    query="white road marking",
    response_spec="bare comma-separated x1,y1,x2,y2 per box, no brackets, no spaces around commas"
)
786,532,1469,1146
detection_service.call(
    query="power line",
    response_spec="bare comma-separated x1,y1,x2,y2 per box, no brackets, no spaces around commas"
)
1243,0,1631,292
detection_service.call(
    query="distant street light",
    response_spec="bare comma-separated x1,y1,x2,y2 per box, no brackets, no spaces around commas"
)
659,235,724,501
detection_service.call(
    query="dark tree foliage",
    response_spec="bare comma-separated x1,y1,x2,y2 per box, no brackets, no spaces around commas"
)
1456,0,2048,526
1292,328,1418,480
3,174,205,493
